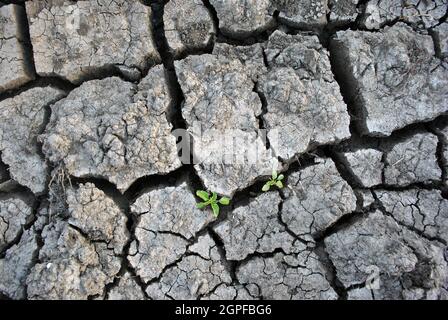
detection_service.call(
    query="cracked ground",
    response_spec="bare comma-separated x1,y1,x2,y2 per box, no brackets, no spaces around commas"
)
0,0,447,300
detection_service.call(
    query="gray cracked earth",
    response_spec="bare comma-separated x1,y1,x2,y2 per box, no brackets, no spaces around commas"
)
0,0,447,300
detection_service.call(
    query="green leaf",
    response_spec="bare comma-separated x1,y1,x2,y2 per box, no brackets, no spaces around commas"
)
262,183,271,192
211,192,218,203
277,174,284,181
272,169,278,180
196,202,208,209
211,203,220,217
276,181,284,189
196,190,209,201
219,197,230,205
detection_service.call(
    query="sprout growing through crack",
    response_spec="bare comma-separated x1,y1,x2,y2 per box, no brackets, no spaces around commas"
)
195,190,230,217
262,169,285,192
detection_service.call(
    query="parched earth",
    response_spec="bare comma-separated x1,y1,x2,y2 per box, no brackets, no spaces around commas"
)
0,0,447,300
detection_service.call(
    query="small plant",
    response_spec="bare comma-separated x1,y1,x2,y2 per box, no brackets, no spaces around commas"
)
196,190,230,217
262,169,285,192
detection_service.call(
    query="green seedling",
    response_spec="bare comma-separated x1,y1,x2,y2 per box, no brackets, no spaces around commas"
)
196,190,230,217
262,169,284,192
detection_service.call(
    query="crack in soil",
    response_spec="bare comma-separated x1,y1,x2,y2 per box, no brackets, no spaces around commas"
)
1,0,447,300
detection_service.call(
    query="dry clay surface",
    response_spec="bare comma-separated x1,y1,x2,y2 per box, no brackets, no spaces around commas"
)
0,0,447,300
